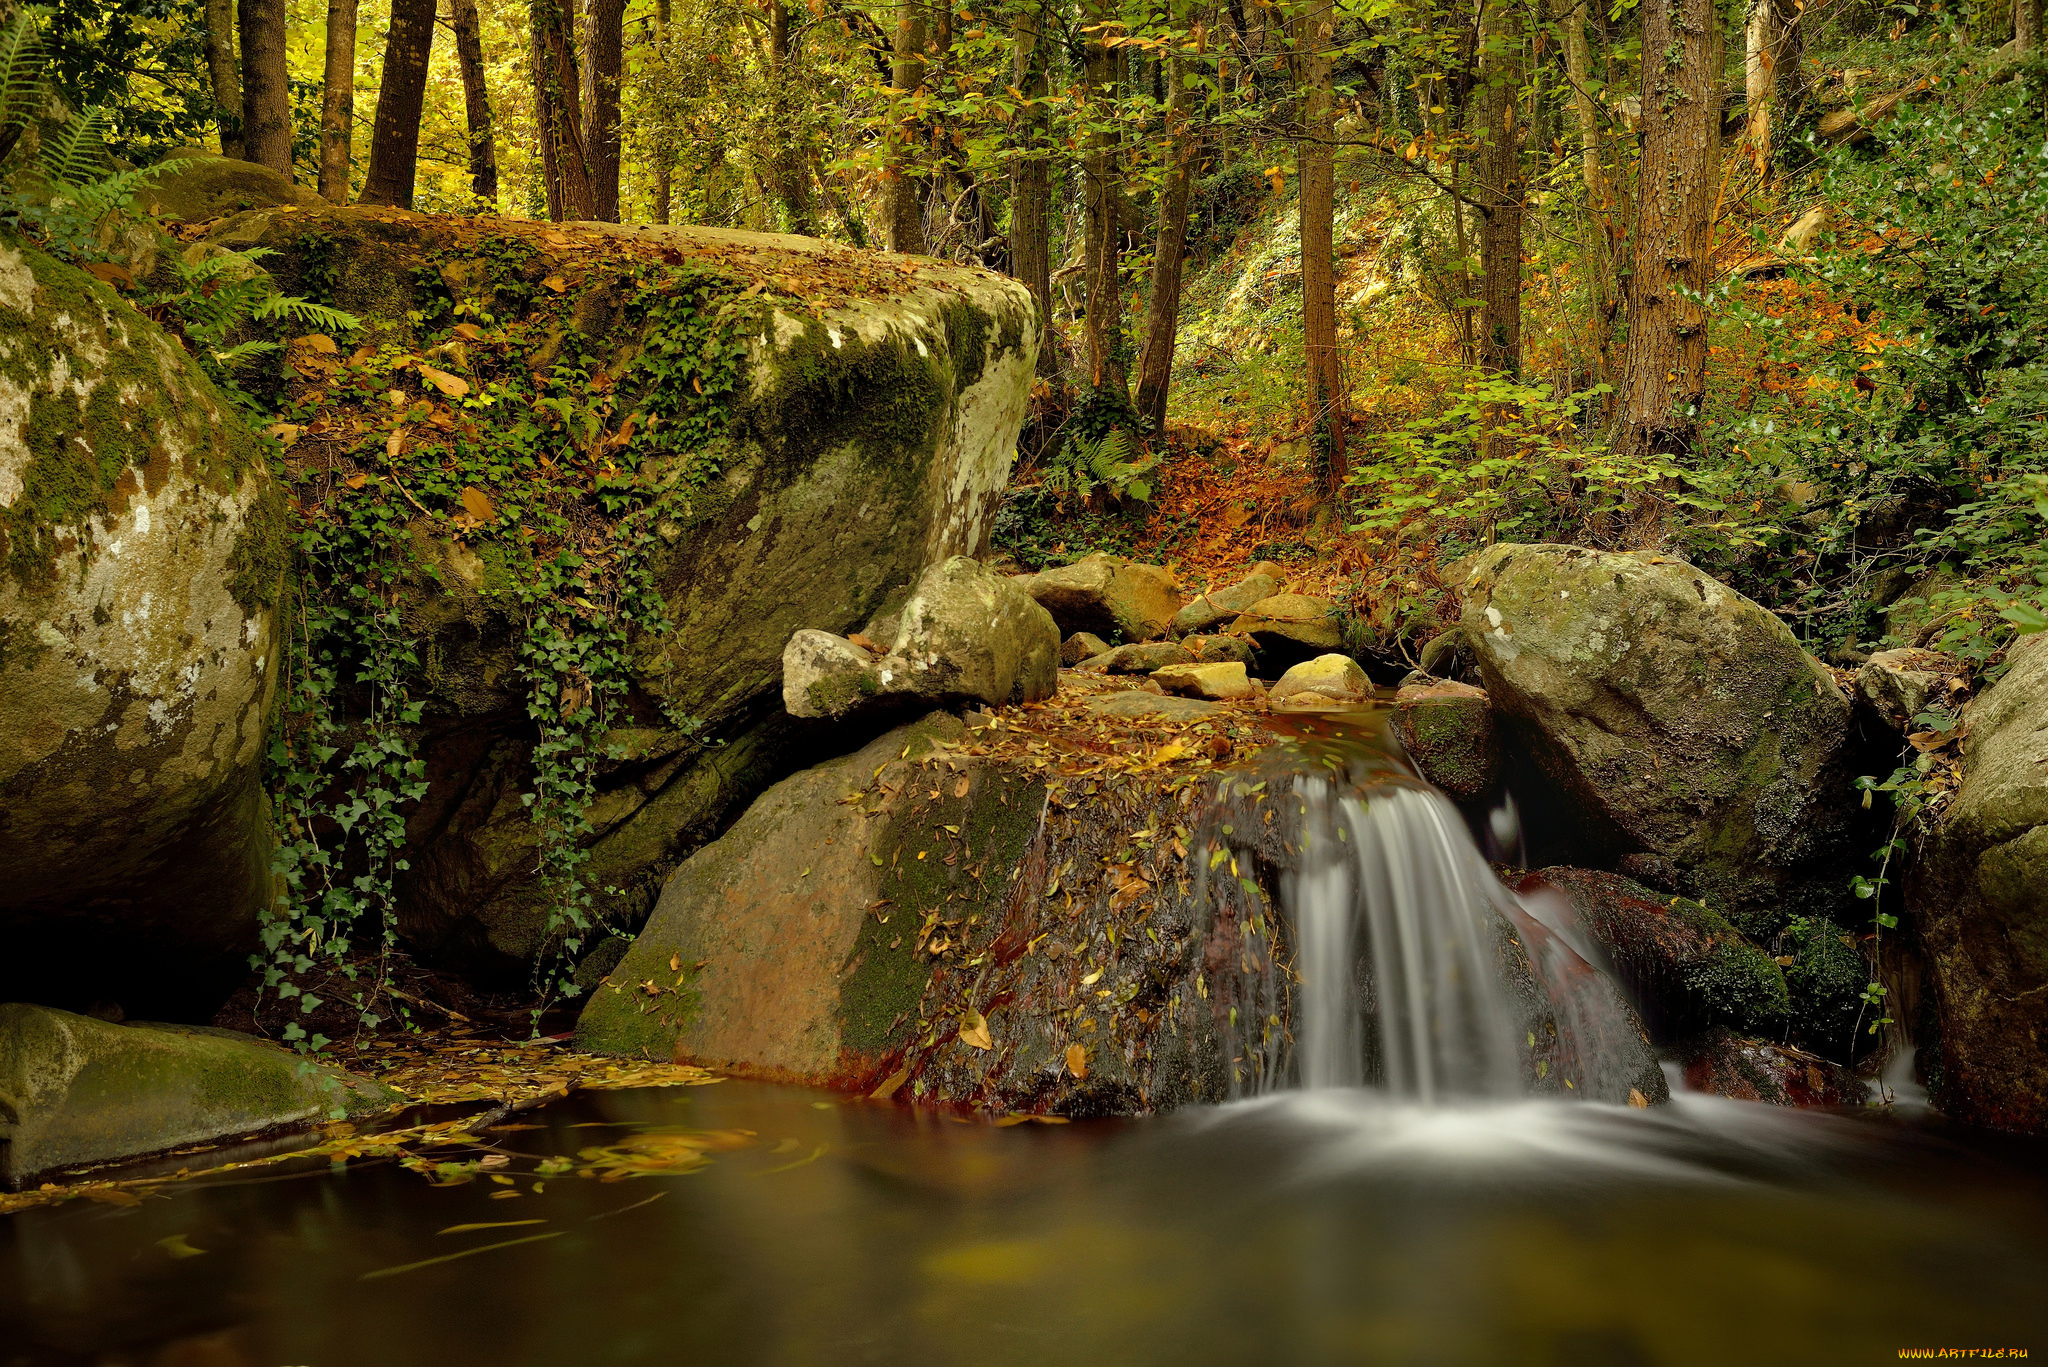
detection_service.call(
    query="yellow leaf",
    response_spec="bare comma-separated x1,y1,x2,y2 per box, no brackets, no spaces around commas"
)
959,1009,993,1051
542,275,567,292
157,1234,206,1258
418,365,470,398
460,486,497,523
266,422,302,448
438,1219,547,1235
385,428,405,458
1065,1042,1088,1078
299,332,338,354
451,322,484,340
1080,968,1103,986
343,473,370,490
669,953,682,972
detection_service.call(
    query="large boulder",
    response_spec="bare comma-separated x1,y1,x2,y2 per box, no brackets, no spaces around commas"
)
1025,554,1181,642
1910,632,2048,1133
0,1003,397,1186
782,556,1059,720
138,150,324,223
0,244,282,1017
577,715,1233,1115
1228,594,1344,663
1455,544,1870,929
199,208,1038,977
1171,568,1281,635
1078,641,1192,675
1271,653,1370,710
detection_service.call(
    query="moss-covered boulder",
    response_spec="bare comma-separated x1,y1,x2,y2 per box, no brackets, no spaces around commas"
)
0,1003,397,1186
1517,869,1789,1040
577,714,1235,1115
1391,679,1497,798
1909,632,2048,1133
1674,1028,1866,1108
138,150,324,224
202,208,1036,977
1171,569,1281,635
1272,653,1370,710
1228,594,1345,664
1456,544,1872,928
0,243,281,1017
1078,641,1193,674
1026,553,1181,642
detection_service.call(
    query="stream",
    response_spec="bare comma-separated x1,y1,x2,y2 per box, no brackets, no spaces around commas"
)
5,1076,2047,1364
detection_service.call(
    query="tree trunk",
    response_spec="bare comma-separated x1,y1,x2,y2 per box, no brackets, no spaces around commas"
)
1745,0,1803,170
449,0,499,201
1563,0,1615,390
764,0,817,233
236,0,292,175
1475,0,1524,379
203,0,242,158
885,0,928,253
1617,0,1721,462
532,0,595,220
1135,42,1201,429
1082,0,1127,396
2018,0,2042,53
652,0,672,224
1010,0,1054,373
358,0,436,206
1295,0,1344,482
317,0,357,201
582,0,623,220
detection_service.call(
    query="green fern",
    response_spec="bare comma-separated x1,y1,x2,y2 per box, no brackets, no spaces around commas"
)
40,106,113,184
0,8,45,134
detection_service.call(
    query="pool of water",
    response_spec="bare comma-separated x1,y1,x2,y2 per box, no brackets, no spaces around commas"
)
5,1080,2045,1365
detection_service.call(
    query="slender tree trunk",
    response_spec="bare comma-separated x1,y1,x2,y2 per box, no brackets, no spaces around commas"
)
652,0,672,224
2018,0,2042,53
1563,0,1615,390
1475,0,1524,379
764,0,817,233
1136,39,1201,429
1082,0,1127,395
358,0,436,206
1011,0,1054,374
1745,0,1803,171
237,0,292,175
317,0,357,201
532,0,595,220
203,0,242,158
1295,0,1344,481
449,0,499,201
582,0,624,220
886,0,928,253
1618,0,1721,462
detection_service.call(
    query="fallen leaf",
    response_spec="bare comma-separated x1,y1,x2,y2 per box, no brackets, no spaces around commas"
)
459,486,497,523
451,322,485,340
1065,1042,1088,1078
157,1234,206,1258
438,1219,546,1235
386,428,406,458
1627,1088,1650,1109
847,632,883,653
343,473,370,490
266,422,303,448
870,1067,910,1099
299,332,339,354
958,1009,993,1051
418,365,470,398
1080,968,1103,986
542,275,567,292
84,261,134,289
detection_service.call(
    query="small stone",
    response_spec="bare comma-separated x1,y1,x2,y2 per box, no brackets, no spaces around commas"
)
1856,647,1948,731
1152,662,1256,700
1391,679,1496,799
1271,653,1370,710
1060,631,1114,666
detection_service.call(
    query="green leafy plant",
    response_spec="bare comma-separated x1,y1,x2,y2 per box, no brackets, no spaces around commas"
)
144,246,362,391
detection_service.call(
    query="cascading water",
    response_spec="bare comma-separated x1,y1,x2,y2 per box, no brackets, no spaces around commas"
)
1205,716,1666,1106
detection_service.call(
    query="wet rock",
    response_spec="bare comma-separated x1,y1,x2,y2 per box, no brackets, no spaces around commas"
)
577,715,1235,1114
1517,869,1789,1040
236,210,1040,976
1078,642,1194,675
1391,680,1497,800
1909,632,2048,1133
1418,626,1480,684
1856,647,1950,731
1455,543,1873,930
1270,653,1370,710
1180,633,1256,665
137,149,325,223
1152,662,1256,701
782,557,1059,720
1228,594,1345,662
1060,631,1113,666
1171,571,1281,635
1674,1028,1866,1107
1499,903,1671,1105
0,244,283,1017
1025,553,1181,642
0,1004,399,1186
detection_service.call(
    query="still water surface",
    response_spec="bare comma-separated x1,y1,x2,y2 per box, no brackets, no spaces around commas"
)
4,1079,2046,1365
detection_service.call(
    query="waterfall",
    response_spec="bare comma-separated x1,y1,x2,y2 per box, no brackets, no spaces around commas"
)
1205,718,1662,1106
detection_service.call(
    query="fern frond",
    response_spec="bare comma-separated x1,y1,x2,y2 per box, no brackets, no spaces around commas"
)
40,106,113,186
0,9,46,130
252,294,364,334
209,339,283,367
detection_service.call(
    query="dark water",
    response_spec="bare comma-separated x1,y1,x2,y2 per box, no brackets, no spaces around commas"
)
4,1079,2046,1366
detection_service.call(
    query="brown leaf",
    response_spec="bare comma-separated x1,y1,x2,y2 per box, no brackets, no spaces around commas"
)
542,275,567,293
418,365,470,398
869,1066,910,1100
847,632,883,654
451,322,485,340
386,428,406,458
459,486,497,523
83,261,134,289
265,422,303,448
298,332,339,354
958,1010,993,1051
1065,1042,1088,1078
343,473,371,490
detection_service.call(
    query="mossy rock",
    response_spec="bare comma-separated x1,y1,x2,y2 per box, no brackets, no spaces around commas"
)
0,242,280,1017
0,1003,399,1186
1391,679,1497,799
1909,631,2048,1133
137,149,324,223
1674,1028,1866,1108
1457,544,1877,926
1779,916,1870,1062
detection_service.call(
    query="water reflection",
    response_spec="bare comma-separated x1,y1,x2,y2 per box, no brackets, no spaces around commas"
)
4,1080,2045,1365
